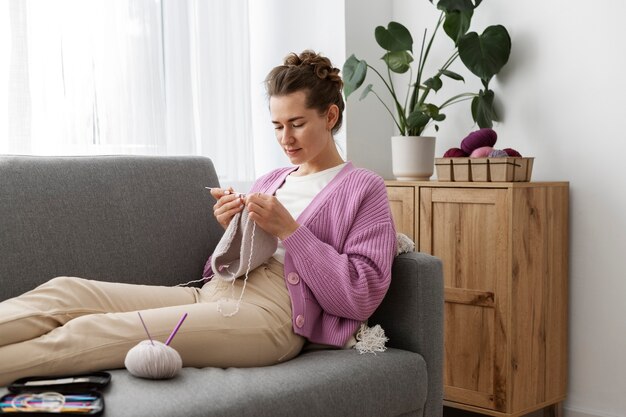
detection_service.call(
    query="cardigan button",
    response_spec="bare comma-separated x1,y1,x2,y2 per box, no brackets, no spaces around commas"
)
295,315,305,328
287,272,300,285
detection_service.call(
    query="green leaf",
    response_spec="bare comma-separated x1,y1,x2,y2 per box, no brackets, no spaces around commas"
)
382,51,414,74
443,9,473,44
375,21,413,52
421,103,446,121
359,84,374,101
406,110,430,131
471,89,498,128
424,76,443,92
342,55,368,98
437,0,478,12
441,69,465,81
458,25,511,83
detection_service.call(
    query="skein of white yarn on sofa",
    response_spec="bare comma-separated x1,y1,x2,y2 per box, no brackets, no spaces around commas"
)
124,340,182,379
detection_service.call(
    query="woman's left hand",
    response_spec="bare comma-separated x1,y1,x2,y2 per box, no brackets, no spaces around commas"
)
245,193,299,240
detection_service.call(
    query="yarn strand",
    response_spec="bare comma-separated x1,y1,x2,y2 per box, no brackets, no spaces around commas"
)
217,216,257,317
175,276,211,287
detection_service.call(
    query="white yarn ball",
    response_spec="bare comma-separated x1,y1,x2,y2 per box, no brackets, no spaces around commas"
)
124,340,182,379
396,233,415,255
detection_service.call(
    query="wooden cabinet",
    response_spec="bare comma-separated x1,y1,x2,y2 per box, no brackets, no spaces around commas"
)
386,181,569,417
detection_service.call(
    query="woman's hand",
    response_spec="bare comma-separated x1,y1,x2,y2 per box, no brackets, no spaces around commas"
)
210,187,245,230
245,193,299,240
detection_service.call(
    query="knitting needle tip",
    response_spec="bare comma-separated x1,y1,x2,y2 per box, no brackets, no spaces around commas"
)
165,313,188,346
137,312,154,346
204,187,245,197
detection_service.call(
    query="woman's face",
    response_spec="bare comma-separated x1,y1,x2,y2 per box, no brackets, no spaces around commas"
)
269,91,338,173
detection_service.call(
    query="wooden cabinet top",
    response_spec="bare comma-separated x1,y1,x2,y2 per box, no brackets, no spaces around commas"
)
385,180,569,189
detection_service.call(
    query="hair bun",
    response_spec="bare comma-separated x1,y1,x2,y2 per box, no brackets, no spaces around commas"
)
283,50,342,89
283,53,302,67
326,67,343,90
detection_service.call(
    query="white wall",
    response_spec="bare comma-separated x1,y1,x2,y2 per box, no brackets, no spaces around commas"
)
350,1,626,416
344,0,394,178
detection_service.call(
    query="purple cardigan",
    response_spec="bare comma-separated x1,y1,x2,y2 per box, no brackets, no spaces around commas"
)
203,162,396,347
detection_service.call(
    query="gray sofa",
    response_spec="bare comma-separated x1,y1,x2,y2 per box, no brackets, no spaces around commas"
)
0,155,443,417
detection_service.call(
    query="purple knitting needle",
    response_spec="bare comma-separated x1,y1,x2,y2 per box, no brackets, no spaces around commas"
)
137,312,154,346
165,313,188,346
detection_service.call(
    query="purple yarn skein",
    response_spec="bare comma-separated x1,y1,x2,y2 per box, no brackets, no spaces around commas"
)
460,128,498,154
443,147,468,157
503,148,522,157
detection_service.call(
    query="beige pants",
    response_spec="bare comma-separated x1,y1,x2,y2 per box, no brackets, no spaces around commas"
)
0,258,304,387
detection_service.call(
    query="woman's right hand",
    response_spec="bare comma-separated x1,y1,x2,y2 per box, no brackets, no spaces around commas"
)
210,187,245,230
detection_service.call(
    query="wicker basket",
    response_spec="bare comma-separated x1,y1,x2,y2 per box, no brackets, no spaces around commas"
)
435,157,534,182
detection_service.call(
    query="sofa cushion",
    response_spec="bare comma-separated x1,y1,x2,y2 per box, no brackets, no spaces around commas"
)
0,156,223,299
75,349,426,417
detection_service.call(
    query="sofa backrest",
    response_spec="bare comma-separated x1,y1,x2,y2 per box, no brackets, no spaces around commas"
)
0,155,223,300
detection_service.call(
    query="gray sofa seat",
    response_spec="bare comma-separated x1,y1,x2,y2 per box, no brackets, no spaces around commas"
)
101,349,426,417
0,155,443,417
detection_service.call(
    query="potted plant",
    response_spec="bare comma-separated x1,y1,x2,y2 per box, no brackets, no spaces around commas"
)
343,0,511,180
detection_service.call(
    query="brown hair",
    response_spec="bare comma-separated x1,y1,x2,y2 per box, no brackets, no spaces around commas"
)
265,50,345,135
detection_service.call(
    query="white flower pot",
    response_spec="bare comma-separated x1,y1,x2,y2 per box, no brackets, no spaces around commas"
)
391,136,436,181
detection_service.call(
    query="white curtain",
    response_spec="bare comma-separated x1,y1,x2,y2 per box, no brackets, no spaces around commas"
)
0,0,255,185
163,0,255,186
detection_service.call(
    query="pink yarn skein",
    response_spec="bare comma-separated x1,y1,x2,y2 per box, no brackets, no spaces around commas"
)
470,146,493,158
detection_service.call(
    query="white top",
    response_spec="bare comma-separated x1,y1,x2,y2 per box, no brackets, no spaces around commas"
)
272,162,347,263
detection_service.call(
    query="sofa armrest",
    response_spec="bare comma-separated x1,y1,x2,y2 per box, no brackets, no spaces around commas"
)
370,251,444,417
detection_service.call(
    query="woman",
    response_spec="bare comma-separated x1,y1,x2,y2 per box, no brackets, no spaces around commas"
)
0,51,396,386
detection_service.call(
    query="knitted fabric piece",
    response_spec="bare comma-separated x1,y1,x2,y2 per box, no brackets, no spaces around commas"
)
211,208,278,282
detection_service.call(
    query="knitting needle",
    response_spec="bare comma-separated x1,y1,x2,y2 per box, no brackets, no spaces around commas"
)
23,377,91,386
204,187,246,197
0,401,95,407
165,312,188,346
137,312,154,346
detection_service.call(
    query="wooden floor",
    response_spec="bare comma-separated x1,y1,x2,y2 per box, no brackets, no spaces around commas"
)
443,407,484,416
443,407,544,417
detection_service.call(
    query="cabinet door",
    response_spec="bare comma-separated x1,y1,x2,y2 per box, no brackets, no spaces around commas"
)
386,186,415,240
419,187,509,412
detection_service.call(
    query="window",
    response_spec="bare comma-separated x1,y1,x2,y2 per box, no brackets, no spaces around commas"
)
0,0,255,185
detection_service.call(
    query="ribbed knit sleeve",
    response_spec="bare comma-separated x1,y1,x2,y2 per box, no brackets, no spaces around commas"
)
282,171,396,321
